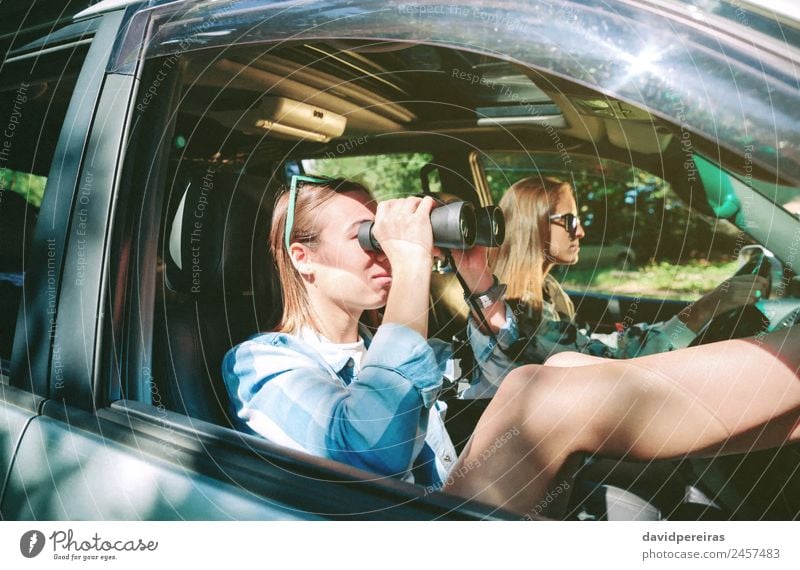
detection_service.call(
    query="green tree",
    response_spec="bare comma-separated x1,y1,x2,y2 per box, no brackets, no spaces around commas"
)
303,153,438,201
0,168,47,208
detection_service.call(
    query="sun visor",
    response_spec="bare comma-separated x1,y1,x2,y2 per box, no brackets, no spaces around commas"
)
207,97,347,142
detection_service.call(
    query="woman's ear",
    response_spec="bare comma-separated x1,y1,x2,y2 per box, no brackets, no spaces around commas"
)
289,243,314,275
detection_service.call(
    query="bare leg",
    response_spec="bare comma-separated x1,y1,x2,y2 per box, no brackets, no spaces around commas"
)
444,326,800,516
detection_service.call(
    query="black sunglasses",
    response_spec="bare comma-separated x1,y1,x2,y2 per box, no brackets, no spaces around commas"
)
549,213,581,239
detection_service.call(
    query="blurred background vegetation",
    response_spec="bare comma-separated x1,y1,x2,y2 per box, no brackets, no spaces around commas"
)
556,260,740,300
0,168,47,207
304,153,438,201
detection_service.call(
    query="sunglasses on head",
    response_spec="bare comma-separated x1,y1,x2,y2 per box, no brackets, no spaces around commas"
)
549,212,581,239
284,174,341,250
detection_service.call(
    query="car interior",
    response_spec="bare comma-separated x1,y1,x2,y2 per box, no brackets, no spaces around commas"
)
122,38,800,519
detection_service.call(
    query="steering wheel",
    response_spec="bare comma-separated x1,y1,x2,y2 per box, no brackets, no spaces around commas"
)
736,248,773,289
689,304,770,346
689,250,772,346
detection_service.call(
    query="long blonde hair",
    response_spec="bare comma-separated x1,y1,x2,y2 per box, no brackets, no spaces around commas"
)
269,178,375,334
490,176,575,315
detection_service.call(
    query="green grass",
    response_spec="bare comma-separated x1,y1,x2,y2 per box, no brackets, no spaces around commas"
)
559,260,740,300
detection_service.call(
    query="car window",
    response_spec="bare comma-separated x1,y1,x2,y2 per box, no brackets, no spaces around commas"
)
0,44,89,382
301,153,440,200
479,151,753,301
748,178,800,219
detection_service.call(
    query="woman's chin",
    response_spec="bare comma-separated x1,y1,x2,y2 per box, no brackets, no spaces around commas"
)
363,289,389,310
556,255,580,266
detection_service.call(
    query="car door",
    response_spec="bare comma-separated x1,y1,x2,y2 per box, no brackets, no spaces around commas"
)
0,7,100,515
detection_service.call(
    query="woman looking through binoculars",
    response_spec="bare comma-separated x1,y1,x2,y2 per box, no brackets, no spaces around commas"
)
222,177,800,516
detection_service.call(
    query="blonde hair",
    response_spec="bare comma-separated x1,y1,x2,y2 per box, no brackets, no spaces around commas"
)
269,178,375,334
490,176,575,315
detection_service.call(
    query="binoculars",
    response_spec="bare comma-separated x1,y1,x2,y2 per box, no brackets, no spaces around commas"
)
358,200,505,252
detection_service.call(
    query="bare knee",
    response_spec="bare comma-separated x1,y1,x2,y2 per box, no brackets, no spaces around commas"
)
449,364,592,513
493,364,546,403
491,364,596,455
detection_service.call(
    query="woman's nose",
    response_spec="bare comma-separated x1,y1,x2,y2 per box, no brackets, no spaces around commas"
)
575,220,586,239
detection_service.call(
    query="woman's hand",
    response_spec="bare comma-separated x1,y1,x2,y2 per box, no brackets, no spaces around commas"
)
375,196,437,338
449,246,494,293
372,196,437,268
449,245,509,335
682,274,770,332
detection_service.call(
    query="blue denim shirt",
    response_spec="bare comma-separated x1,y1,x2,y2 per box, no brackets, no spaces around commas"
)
223,323,466,485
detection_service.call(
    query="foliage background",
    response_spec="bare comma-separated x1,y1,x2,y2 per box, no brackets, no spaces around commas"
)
304,153,438,201
0,169,47,208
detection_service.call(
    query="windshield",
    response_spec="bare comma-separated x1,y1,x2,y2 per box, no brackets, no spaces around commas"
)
746,178,800,219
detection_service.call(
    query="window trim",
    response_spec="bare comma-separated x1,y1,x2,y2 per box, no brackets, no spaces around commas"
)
9,10,126,399
5,16,101,62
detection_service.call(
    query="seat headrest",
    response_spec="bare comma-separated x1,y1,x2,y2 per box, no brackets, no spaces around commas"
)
166,172,277,297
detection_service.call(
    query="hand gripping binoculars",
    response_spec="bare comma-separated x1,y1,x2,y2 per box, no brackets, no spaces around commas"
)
357,199,505,252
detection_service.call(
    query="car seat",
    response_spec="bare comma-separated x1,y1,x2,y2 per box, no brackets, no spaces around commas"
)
152,171,282,426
